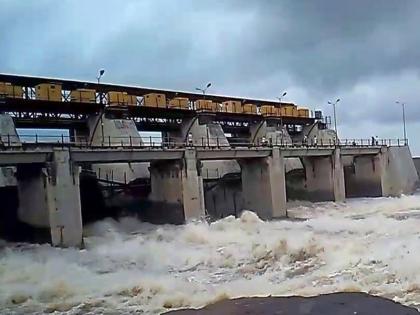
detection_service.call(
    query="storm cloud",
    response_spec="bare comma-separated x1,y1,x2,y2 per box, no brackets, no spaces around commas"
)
1,0,420,152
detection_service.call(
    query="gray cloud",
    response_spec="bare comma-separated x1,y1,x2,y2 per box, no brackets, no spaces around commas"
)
1,0,420,152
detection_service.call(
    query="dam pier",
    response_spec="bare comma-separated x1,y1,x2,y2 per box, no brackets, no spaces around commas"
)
0,73,417,247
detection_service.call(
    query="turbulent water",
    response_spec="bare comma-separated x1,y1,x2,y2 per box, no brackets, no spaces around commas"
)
2,195,420,314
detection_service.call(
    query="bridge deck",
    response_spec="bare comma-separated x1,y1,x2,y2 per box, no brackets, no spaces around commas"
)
0,144,383,166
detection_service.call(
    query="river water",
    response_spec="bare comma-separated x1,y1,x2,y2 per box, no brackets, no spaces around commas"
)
2,195,420,314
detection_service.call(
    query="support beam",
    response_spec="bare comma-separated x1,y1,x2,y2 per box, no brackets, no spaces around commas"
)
17,149,83,247
149,149,205,223
240,148,287,219
303,148,345,202
46,149,83,247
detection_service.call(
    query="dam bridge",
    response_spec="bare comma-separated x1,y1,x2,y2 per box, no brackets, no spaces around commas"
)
0,73,418,248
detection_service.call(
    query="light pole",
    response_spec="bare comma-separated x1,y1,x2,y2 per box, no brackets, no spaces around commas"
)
396,101,407,145
328,98,340,142
277,91,287,135
277,91,287,103
97,69,105,84
96,69,105,141
195,82,212,96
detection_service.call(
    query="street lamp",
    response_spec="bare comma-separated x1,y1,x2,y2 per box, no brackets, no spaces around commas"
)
195,82,212,95
276,91,287,133
277,91,287,103
396,101,407,145
97,69,105,84
328,98,340,141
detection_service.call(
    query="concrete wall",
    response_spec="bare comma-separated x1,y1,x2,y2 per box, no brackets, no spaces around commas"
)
250,121,303,173
302,149,345,202
17,166,50,228
344,155,382,197
204,177,243,219
88,115,149,183
169,118,240,180
17,149,83,247
382,146,418,196
413,157,420,177
240,148,287,219
149,149,205,223
345,146,418,198
0,114,19,187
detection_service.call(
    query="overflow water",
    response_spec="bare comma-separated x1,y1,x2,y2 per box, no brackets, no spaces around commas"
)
2,195,420,314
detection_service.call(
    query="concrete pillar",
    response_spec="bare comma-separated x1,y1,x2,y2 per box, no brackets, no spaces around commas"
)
345,147,418,198
0,114,20,187
17,149,83,247
344,155,383,197
240,148,287,219
149,149,205,222
46,149,83,247
303,149,345,202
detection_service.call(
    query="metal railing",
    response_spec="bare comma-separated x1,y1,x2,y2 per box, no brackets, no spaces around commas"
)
0,134,409,149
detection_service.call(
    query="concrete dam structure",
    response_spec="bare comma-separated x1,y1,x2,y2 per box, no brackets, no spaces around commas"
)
0,73,418,248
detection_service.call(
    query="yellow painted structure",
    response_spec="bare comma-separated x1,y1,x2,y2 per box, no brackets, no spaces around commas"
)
195,99,218,112
0,82,23,98
298,108,309,118
168,97,189,109
260,105,279,116
36,83,62,101
108,91,126,105
124,94,138,106
243,103,257,114
71,89,96,103
143,93,166,107
222,101,242,113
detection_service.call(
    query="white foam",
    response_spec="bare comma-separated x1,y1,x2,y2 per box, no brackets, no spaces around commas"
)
2,195,420,313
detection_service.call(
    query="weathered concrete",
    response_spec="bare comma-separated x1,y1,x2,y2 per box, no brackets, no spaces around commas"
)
345,146,418,198
170,117,241,180
88,114,149,183
17,149,83,247
344,155,382,197
149,149,205,222
0,114,19,187
302,148,345,202
302,122,337,145
381,146,418,196
204,175,243,219
240,148,287,219
413,157,420,177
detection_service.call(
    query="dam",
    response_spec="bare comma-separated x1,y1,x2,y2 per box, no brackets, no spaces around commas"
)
0,73,417,247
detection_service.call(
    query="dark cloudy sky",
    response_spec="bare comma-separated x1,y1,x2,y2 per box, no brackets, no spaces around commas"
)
1,0,420,153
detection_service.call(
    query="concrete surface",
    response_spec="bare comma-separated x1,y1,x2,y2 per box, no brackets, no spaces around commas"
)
88,114,149,183
149,149,205,222
302,149,345,202
240,148,287,219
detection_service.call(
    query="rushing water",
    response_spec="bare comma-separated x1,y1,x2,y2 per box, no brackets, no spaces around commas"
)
2,195,420,314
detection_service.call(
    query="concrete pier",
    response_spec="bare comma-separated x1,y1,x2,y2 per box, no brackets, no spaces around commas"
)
149,149,205,223
17,149,83,247
303,148,345,202
88,114,149,183
345,147,418,198
240,148,287,219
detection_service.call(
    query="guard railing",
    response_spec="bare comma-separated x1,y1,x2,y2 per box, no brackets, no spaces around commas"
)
0,134,409,149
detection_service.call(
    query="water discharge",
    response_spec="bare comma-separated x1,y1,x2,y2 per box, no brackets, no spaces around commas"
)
2,195,420,314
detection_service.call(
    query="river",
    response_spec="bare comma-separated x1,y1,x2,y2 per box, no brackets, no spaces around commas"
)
1,194,420,314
